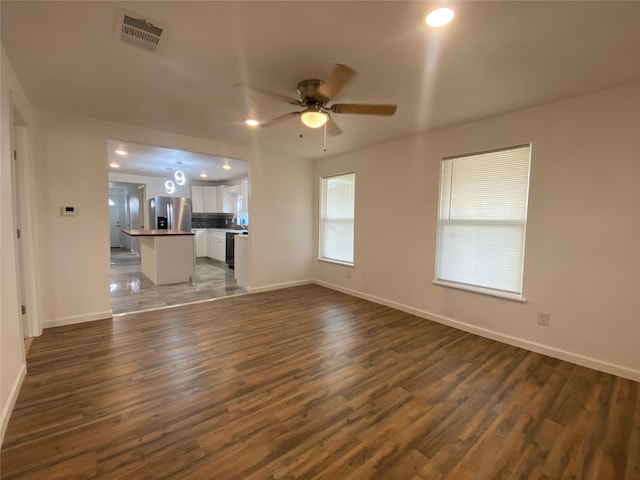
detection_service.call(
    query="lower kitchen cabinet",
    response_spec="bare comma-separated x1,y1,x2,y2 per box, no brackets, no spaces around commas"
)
206,230,226,262
193,229,207,257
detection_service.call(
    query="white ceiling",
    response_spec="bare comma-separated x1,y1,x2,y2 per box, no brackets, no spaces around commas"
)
107,140,249,182
3,1,640,164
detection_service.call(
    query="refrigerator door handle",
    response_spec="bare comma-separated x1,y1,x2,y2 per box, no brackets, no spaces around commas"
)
167,203,173,230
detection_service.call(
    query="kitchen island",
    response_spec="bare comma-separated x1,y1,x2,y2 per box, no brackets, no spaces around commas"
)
122,230,194,286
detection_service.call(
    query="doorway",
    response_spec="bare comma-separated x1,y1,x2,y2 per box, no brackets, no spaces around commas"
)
108,191,125,248
106,140,251,315
11,113,27,340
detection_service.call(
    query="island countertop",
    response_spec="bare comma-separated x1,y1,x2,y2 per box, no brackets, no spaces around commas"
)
122,229,195,236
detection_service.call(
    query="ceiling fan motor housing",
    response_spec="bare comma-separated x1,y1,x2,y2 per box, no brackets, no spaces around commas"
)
297,79,327,104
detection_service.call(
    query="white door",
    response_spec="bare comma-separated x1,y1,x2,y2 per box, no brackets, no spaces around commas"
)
11,118,28,338
109,194,124,247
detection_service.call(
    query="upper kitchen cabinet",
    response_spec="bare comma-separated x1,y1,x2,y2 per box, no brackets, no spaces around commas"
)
217,187,233,214
192,186,204,212
192,186,218,213
192,179,248,214
203,187,218,212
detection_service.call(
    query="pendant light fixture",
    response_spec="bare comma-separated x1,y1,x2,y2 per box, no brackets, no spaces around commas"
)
173,170,186,185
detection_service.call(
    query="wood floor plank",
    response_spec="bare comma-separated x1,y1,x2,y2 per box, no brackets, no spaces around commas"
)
2,284,638,479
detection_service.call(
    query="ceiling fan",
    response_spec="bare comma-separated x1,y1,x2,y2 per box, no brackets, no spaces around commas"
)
244,64,397,136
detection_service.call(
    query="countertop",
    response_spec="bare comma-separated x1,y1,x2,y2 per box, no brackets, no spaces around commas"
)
192,228,248,234
122,229,195,236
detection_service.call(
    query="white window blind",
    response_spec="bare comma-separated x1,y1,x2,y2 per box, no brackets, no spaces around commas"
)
435,145,531,298
320,173,355,264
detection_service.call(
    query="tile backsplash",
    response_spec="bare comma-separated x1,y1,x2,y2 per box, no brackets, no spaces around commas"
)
192,213,236,229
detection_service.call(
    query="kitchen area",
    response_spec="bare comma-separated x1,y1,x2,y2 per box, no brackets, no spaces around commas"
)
108,140,250,315
190,181,249,273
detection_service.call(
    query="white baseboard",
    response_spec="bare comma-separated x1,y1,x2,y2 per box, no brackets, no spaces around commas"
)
313,280,640,382
42,310,112,329
247,279,312,294
1,362,26,446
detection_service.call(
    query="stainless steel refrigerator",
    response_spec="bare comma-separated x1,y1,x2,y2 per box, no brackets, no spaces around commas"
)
149,196,192,231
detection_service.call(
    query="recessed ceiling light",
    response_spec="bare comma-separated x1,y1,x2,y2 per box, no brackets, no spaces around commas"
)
223,164,231,170
115,149,128,156
245,119,259,127
199,171,208,178
426,7,454,28
110,162,120,168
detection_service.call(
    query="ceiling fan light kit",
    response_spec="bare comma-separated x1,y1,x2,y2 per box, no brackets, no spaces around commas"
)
301,109,328,128
244,63,397,141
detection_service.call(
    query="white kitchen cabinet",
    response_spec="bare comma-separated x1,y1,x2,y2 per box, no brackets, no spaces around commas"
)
191,186,204,213
193,229,207,257
203,186,218,212
214,233,226,262
192,186,218,213
216,188,227,213
206,230,226,262
206,230,215,258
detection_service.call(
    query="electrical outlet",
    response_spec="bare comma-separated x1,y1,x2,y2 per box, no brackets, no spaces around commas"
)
537,312,550,326
346,270,352,279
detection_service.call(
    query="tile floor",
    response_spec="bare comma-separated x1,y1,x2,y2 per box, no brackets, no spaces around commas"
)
109,248,246,315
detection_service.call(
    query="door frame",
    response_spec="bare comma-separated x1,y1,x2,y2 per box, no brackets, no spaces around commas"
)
10,96,41,338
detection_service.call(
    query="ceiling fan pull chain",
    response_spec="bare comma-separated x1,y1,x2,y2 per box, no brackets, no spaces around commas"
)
323,121,328,152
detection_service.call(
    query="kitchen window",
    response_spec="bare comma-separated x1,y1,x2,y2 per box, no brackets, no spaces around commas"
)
319,173,355,265
435,145,531,300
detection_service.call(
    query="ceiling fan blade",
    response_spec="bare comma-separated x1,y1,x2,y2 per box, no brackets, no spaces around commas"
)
326,116,343,137
235,84,301,106
318,64,357,102
258,111,301,128
330,104,397,116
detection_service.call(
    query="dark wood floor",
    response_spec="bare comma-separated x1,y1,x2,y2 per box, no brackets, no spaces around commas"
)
2,285,639,479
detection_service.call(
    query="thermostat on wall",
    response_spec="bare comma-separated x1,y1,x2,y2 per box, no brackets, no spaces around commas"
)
61,206,77,216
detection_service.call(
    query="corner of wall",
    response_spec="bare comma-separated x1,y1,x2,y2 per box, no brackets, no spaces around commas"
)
0,363,26,446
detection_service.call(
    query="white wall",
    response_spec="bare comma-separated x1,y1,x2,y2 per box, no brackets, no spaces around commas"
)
1,46,31,442
31,109,313,328
248,149,313,290
109,171,190,199
313,83,640,380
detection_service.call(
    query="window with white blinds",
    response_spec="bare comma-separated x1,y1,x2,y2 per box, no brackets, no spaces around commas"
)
319,173,355,264
435,145,531,298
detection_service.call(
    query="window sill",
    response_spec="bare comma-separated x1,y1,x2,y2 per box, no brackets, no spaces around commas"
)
432,280,526,303
317,257,354,267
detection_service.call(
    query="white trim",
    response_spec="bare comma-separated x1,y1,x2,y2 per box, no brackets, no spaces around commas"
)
317,258,354,267
247,279,312,294
313,280,640,382
1,363,26,446
42,310,112,329
432,280,526,303
111,292,248,317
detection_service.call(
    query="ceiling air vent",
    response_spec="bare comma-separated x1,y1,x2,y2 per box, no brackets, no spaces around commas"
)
115,9,166,52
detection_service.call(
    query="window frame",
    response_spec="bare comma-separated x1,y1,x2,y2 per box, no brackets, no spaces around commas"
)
433,144,532,301
318,172,356,266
